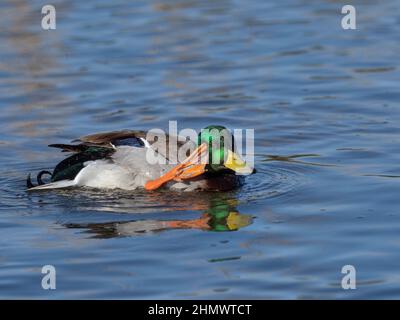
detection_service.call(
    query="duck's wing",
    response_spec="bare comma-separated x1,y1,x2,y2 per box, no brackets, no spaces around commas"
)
48,130,148,152
48,143,91,153
70,129,196,160
73,130,148,148
51,146,115,182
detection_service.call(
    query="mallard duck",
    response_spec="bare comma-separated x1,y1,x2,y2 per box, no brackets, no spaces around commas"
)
27,125,254,192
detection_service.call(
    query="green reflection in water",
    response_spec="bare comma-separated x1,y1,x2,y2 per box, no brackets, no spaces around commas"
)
65,195,252,238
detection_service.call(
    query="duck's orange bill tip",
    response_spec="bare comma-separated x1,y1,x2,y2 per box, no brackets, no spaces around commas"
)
144,143,208,191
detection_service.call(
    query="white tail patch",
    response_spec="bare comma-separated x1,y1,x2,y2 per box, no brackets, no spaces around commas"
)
27,180,76,191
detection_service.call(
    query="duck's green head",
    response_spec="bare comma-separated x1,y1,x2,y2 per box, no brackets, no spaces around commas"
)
198,125,254,175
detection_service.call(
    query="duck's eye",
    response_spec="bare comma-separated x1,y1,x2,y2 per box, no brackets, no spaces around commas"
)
112,137,145,147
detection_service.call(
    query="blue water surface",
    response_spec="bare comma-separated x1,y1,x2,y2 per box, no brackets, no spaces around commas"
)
0,0,399,299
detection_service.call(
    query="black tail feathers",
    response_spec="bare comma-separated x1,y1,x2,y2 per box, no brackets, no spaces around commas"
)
27,170,53,189
26,174,34,189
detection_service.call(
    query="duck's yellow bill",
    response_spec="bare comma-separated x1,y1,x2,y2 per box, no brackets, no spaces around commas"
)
224,150,254,175
144,143,208,191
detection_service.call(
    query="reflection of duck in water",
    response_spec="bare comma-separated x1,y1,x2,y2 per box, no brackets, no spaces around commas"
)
27,125,254,191
65,198,252,238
